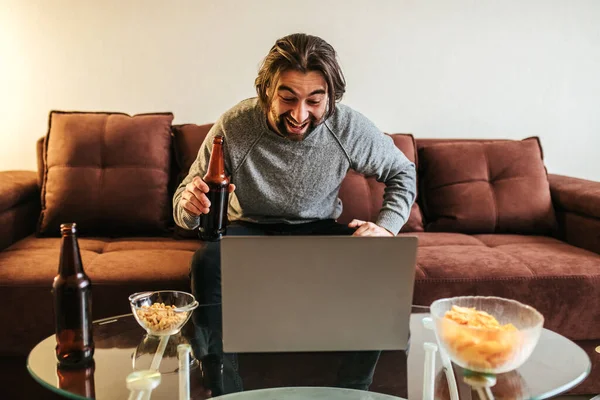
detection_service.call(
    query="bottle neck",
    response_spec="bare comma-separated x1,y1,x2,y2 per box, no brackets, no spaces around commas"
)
59,234,84,276
205,141,227,181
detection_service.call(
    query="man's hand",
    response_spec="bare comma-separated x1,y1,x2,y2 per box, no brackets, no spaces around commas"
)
348,219,394,237
179,176,236,217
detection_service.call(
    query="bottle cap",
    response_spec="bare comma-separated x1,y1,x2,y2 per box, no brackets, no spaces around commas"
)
60,223,77,234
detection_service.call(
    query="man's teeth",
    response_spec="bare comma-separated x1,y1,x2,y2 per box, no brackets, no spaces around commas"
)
286,118,307,128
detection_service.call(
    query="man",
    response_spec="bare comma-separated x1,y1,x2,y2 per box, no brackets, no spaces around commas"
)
173,33,416,394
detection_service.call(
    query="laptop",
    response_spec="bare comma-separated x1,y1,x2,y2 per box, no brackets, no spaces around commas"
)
220,235,418,353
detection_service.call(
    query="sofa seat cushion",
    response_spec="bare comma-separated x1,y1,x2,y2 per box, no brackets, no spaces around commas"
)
8,235,111,253
0,236,200,354
8,235,201,253
2,236,200,285
407,233,600,340
86,250,193,283
405,232,486,247
416,245,535,280
473,234,600,276
0,248,101,285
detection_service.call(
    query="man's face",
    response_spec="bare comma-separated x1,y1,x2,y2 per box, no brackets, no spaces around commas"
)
267,70,328,141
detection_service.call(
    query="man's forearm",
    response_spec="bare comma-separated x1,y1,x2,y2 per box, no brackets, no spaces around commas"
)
376,164,417,235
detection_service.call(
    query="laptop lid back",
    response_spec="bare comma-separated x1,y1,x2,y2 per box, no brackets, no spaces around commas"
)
220,235,417,353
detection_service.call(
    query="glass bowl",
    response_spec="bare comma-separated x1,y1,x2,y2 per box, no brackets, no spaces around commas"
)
129,291,199,336
430,296,544,374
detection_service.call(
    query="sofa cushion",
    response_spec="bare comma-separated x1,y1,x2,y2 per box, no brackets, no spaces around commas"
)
406,232,600,341
172,124,424,233
172,123,213,180
38,111,174,236
401,232,484,247
1,236,200,285
0,235,199,354
0,171,39,213
473,234,600,276
415,244,534,280
36,137,45,187
171,123,213,239
0,171,40,251
418,138,556,234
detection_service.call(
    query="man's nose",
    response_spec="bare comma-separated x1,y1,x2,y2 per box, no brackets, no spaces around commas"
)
290,102,309,123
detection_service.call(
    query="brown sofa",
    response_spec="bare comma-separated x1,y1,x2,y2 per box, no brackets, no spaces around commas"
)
1,111,599,397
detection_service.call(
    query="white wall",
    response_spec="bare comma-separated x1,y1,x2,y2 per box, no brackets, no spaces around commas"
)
1,0,599,180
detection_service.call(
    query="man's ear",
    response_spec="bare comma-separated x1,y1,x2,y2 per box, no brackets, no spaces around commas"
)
266,84,273,100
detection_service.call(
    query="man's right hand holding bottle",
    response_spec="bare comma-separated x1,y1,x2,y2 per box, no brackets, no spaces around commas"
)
179,176,236,217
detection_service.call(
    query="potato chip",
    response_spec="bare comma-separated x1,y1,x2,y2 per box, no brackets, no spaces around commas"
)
440,305,522,371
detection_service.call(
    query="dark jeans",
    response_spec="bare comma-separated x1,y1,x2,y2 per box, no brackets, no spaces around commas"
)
190,219,381,394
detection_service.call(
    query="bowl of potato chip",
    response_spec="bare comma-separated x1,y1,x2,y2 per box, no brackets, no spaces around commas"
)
129,291,199,336
430,296,544,374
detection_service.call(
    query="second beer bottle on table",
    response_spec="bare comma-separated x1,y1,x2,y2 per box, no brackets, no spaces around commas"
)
52,223,94,367
199,135,230,241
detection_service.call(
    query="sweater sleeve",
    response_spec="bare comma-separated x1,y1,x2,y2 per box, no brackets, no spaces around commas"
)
341,114,417,235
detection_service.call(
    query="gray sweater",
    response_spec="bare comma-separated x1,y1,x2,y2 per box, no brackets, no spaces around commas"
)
173,98,416,235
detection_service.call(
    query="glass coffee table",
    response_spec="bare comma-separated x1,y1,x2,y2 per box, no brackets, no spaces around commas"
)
27,305,591,399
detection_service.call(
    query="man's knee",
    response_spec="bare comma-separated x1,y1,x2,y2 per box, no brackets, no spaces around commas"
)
191,242,221,279
191,242,220,268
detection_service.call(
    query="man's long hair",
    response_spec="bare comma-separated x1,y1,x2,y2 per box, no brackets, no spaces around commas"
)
255,33,346,121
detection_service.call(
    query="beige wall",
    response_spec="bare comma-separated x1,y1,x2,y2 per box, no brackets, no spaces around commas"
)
1,0,599,180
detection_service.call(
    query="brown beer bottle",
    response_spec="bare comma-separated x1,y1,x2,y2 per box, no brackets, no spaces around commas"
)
57,360,96,398
52,223,94,366
199,136,230,241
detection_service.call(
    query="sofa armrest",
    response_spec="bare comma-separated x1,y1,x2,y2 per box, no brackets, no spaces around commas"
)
0,171,40,251
548,174,600,254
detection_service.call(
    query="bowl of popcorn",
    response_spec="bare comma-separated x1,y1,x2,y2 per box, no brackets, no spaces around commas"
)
430,296,544,374
129,291,199,336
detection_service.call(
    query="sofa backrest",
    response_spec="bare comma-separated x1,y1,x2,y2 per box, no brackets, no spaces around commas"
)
35,116,557,236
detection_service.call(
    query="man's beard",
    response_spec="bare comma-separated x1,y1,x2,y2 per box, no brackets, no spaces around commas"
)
271,110,321,141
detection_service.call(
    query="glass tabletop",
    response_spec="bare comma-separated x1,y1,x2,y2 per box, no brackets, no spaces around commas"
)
27,304,590,399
